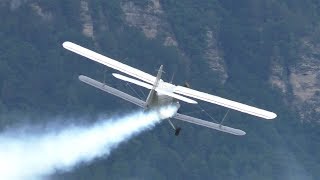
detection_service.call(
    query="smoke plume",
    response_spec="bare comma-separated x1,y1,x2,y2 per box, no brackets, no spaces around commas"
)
0,105,177,180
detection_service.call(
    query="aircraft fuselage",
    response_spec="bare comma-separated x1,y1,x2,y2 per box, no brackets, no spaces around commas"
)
145,91,180,119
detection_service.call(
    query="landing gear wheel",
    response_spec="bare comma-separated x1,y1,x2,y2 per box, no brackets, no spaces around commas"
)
175,127,181,136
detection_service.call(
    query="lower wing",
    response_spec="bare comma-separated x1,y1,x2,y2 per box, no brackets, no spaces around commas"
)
79,75,245,136
173,113,246,136
79,75,146,108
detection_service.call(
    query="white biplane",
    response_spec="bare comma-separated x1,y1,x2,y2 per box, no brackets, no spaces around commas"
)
63,41,277,136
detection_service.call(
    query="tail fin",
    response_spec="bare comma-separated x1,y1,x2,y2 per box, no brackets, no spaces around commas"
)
145,65,163,107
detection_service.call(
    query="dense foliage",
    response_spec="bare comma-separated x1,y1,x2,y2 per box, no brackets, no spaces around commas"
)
0,0,319,179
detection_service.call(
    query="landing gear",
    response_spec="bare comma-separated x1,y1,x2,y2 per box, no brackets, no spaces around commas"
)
175,127,181,136
168,119,181,136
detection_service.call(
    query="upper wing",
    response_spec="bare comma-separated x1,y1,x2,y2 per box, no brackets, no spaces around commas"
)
173,86,277,120
63,41,157,84
173,113,246,136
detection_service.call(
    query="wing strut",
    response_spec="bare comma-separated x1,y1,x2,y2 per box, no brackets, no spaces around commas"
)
197,104,219,123
167,119,181,136
103,68,107,84
196,105,231,127
220,109,230,126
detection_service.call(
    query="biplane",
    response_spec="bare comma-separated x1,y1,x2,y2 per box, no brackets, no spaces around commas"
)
63,41,277,136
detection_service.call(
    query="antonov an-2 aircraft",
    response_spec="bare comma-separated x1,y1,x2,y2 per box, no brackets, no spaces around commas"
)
62,41,277,136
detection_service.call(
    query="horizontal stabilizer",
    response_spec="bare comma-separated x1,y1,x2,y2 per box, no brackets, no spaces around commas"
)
112,73,197,104
173,86,277,120
79,75,145,108
173,113,246,136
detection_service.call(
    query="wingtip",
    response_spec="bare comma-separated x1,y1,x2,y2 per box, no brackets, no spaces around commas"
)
78,75,85,80
62,41,73,49
267,112,277,120
235,129,246,136
112,73,119,78
191,100,198,104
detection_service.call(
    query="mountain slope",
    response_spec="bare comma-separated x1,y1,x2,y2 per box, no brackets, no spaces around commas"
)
0,0,319,179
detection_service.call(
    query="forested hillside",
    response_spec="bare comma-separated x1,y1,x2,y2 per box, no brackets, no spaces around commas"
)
0,0,319,179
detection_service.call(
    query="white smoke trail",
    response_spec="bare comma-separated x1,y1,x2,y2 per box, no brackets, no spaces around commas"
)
0,105,177,180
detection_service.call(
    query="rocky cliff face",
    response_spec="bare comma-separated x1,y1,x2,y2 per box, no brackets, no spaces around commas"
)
30,3,52,21
269,46,288,94
8,0,227,84
120,0,227,83
204,30,228,84
80,0,94,40
289,38,320,122
269,37,320,123
120,0,177,47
